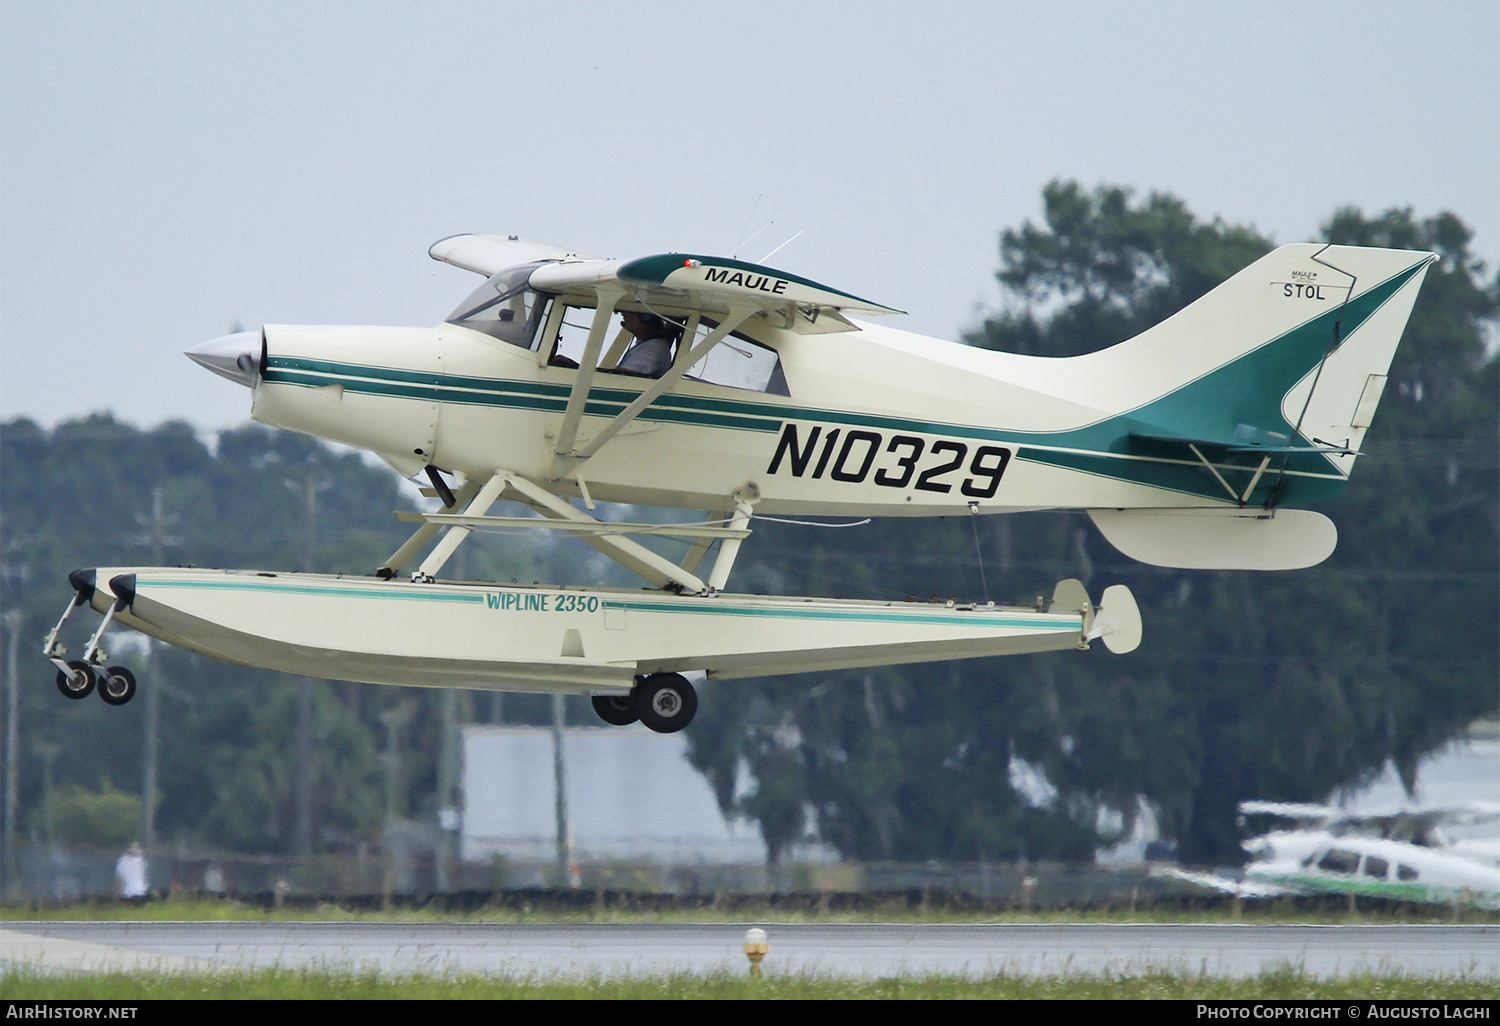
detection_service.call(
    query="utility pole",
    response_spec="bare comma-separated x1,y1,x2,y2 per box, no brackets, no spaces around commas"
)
35,742,58,888
293,454,324,857
552,693,571,888
379,699,415,906
437,687,457,893
437,547,465,890
136,487,175,849
2,609,21,899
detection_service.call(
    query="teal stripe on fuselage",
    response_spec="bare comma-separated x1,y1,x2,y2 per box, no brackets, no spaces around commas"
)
264,360,784,434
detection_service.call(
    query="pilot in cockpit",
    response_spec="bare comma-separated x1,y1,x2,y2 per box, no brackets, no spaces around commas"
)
613,311,681,378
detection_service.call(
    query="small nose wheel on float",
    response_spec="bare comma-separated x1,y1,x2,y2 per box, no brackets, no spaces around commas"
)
97,666,137,706
55,660,95,700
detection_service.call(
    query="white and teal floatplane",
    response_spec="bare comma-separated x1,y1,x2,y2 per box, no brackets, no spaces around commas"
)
1158,801,1500,910
45,236,1434,732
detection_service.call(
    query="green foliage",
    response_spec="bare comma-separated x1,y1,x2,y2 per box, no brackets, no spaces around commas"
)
198,681,384,853
31,783,142,849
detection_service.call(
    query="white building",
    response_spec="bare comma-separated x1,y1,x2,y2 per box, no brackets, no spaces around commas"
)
461,725,767,864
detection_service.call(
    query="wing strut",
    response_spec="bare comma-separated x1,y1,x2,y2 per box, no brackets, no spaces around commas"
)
550,301,757,480
550,285,625,473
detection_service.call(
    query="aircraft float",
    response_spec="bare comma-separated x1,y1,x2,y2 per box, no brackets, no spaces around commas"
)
1158,801,1500,909
43,235,1435,732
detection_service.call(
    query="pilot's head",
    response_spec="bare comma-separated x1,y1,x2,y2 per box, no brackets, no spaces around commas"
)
622,311,670,339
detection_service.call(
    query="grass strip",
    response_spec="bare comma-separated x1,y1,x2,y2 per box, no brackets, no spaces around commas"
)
2,964,1496,1000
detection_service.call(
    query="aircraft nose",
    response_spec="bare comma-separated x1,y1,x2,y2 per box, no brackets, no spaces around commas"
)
186,329,263,388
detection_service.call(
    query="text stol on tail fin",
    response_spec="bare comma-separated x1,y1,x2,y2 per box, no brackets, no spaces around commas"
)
1082,243,1436,570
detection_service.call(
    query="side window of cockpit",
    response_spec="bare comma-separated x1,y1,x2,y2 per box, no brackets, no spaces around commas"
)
1317,849,1359,875
544,303,603,368
538,304,791,395
1362,856,1389,879
445,263,548,349
685,331,789,396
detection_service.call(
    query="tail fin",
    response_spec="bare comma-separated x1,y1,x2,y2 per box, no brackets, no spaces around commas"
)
1275,245,1436,476
1077,243,1435,569
1094,244,1432,484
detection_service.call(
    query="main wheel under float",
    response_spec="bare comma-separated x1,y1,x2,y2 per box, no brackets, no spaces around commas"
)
634,673,697,733
591,694,638,726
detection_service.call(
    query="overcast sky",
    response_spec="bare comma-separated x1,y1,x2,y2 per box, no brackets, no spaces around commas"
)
3,1,1496,432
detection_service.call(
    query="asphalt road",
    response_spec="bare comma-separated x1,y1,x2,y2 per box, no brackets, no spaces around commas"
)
2,921,1495,978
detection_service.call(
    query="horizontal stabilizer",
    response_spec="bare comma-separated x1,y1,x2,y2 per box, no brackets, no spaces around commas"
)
1130,432,1359,457
1089,507,1337,570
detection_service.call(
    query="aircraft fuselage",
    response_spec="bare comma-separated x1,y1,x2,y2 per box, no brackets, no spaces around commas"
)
251,318,1174,517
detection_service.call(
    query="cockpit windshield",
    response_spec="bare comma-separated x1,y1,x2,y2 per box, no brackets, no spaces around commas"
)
446,262,548,348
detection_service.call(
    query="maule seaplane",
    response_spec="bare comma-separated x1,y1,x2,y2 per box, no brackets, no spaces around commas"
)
43,235,1434,732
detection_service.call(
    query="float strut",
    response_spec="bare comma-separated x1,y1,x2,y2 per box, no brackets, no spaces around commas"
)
413,471,510,581
706,493,759,593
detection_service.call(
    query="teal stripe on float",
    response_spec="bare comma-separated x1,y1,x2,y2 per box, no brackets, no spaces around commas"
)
602,599,1079,631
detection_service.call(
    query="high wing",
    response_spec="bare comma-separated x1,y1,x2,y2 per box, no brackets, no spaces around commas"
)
428,234,599,276
1238,800,1500,845
430,233,904,335
1238,800,1348,824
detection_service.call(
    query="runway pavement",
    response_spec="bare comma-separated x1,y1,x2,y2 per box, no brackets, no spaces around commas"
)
2,921,1496,979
